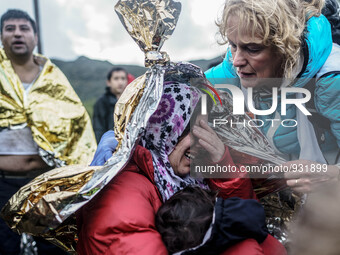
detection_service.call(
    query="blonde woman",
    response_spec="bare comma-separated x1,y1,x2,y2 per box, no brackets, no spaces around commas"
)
206,0,340,193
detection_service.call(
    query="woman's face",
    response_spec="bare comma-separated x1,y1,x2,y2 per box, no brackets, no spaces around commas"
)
168,114,207,177
227,15,283,88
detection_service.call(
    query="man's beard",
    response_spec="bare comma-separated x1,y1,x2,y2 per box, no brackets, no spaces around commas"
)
10,44,30,56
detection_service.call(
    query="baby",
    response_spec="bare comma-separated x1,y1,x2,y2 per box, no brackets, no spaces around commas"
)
155,186,268,255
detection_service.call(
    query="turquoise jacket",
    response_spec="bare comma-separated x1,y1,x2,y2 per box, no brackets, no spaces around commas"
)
205,15,340,157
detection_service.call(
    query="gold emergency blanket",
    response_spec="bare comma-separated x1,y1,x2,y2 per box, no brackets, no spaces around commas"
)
1,0,298,252
1,164,101,253
1,0,182,252
114,0,180,147
0,48,96,166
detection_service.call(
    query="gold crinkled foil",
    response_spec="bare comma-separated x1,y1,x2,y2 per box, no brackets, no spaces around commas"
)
0,48,96,166
1,0,182,252
114,0,181,53
204,88,302,244
260,191,302,245
1,0,299,251
114,74,146,149
1,164,100,253
113,0,181,146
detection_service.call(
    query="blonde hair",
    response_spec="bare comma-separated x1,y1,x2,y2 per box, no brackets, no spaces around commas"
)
217,0,325,78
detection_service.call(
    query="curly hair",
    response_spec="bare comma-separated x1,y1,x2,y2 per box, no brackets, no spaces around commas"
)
155,186,217,253
217,0,325,78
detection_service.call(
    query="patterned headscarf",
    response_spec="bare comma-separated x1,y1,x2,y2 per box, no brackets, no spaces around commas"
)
140,82,208,201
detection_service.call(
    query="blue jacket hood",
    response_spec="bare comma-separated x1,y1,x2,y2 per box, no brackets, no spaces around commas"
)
295,15,333,87
205,15,333,88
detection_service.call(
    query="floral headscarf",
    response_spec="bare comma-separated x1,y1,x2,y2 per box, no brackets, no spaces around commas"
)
140,82,208,201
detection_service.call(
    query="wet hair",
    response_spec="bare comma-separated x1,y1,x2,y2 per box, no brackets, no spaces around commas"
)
1,9,37,34
155,186,217,253
106,67,128,81
217,0,325,78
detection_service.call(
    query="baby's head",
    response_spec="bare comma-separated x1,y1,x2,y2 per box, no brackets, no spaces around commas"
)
155,186,217,253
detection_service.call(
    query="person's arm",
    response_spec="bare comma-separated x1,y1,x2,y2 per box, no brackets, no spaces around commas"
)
90,130,118,166
219,235,287,255
283,73,340,193
192,119,257,199
315,73,340,147
216,198,268,245
77,171,167,255
283,160,339,193
206,147,257,200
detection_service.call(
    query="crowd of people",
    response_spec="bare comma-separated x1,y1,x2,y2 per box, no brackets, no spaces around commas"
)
0,0,340,254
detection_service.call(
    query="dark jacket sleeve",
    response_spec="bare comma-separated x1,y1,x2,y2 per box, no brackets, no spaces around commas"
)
185,198,268,255
208,198,268,254
92,97,107,143
215,197,268,245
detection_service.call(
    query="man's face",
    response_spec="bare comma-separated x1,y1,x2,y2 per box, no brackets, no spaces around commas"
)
107,71,128,96
1,18,37,57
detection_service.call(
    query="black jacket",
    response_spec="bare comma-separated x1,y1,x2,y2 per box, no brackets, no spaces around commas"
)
179,198,268,255
93,87,117,143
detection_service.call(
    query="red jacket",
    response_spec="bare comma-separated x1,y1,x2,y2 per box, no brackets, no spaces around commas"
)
77,145,286,255
207,146,258,200
77,145,166,255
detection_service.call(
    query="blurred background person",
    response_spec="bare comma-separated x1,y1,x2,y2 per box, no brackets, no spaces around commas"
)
92,67,129,143
0,9,96,255
290,183,340,255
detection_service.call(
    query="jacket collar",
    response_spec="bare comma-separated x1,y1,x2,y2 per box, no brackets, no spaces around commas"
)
105,87,117,97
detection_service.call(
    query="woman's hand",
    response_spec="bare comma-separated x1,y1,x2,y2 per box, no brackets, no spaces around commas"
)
283,160,340,193
192,119,225,163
